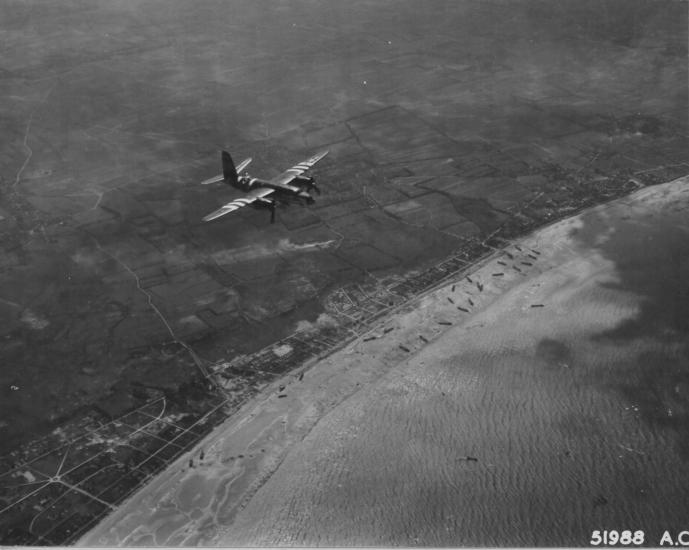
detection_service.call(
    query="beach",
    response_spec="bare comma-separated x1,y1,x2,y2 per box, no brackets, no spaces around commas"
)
79,177,689,546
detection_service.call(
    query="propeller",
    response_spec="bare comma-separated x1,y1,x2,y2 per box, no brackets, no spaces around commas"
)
308,178,321,195
297,190,315,205
269,201,276,224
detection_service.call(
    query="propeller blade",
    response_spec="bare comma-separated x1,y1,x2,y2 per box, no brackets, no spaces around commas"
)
270,203,276,224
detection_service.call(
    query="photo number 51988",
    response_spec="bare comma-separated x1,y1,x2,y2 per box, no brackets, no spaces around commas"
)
590,530,644,546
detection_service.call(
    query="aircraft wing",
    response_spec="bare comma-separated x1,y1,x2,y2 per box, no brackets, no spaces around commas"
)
202,187,274,222
269,150,329,187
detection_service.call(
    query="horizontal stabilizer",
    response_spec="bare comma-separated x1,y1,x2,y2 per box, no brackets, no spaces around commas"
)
236,157,252,173
200,174,224,185
201,156,251,185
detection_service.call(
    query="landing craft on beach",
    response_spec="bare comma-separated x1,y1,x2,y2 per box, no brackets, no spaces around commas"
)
201,150,329,223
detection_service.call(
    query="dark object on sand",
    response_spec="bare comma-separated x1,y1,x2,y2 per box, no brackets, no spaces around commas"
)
505,251,514,259
528,254,538,260
447,297,455,304
530,304,545,308
438,321,452,325
497,260,506,266
452,284,456,292
477,282,484,291
363,335,377,342
513,266,522,272
515,245,523,251
279,385,285,391
298,372,304,381
467,276,473,283
383,327,394,333
278,394,287,398
399,344,411,352
531,249,541,255
419,335,429,343
468,298,474,306
593,495,608,508
492,272,504,277
521,261,533,266
457,306,469,312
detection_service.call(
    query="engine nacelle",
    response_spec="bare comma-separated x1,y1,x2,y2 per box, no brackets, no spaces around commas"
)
238,175,257,191
293,175,315,186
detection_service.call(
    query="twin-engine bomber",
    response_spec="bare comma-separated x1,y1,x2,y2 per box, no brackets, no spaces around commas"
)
201,150,328,223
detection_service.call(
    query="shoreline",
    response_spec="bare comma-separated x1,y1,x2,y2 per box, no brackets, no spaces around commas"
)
2,1,687,543
79,175,689,546
0,170,654,547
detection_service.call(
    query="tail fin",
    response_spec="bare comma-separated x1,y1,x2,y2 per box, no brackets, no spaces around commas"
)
222,151,238,185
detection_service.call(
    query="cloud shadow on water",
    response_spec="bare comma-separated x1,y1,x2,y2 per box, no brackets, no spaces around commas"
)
570,185,689,459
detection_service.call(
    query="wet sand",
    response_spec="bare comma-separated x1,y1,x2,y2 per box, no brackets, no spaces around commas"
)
80,177,689,546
